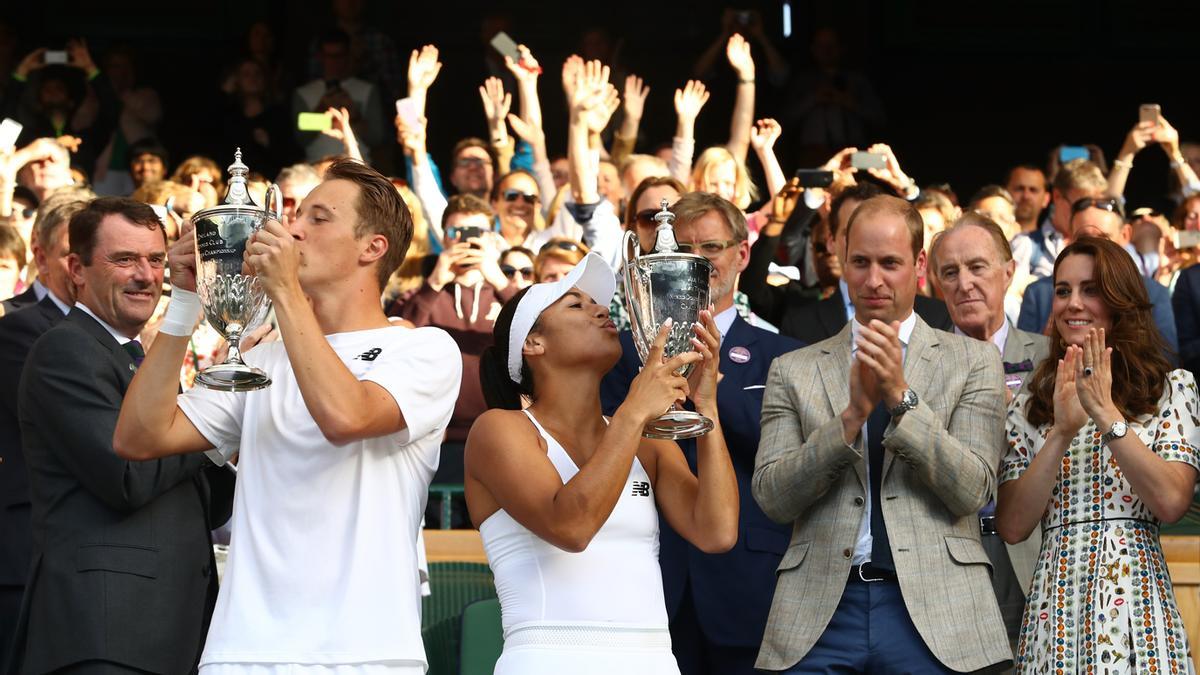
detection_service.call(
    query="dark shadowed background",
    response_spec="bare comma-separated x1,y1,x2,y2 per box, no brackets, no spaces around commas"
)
9,0,1198,209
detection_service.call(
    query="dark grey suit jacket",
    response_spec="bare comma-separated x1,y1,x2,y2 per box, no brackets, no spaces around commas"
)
0,297,64,671
0,297,64,587
7,308,232,675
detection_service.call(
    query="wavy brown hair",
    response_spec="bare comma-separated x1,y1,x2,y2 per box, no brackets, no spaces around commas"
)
1023,236,1173,427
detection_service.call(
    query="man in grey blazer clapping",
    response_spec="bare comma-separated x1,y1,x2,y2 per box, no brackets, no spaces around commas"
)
752,196,1010,673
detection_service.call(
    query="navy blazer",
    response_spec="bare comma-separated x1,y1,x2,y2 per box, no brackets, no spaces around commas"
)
0,286,37,318
9,309,233,675
1172,264,1200,374
1018,274,1178,354
600,314,803,647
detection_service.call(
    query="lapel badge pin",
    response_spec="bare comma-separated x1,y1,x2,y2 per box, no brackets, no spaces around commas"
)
729,346,751,364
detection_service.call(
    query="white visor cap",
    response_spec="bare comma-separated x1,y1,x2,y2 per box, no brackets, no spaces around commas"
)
507,252,617,384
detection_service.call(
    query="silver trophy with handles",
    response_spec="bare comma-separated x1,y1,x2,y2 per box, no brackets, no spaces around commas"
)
191,149,280,391
621,199,714,439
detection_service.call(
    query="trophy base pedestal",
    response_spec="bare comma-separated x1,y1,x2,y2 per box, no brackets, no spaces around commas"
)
643,410,714,440
196,363,272,392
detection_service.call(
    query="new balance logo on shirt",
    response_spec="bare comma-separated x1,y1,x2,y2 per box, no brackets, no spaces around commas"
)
630,481,650,497
355,348,382,362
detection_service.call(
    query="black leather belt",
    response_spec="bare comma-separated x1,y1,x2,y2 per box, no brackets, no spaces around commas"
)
980,516,997,536
848,562,897,583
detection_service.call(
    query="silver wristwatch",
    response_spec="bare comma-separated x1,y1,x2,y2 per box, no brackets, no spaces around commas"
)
1101,419,1128,445
888,389,918,417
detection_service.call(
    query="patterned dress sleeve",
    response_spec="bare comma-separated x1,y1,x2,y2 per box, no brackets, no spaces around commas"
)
1151,369,1200,470
1000,392,1040,483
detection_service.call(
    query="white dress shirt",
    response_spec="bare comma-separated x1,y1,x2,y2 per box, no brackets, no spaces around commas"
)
74,302,136,345
953,319,1008,355
848,310,917,565
713,304,738,345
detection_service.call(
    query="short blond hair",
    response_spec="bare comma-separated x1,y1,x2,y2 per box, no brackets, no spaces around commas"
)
1052,158,1107,196
690,146,756,210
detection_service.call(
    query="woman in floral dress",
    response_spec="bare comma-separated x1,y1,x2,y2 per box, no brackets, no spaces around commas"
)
997,237,1199,673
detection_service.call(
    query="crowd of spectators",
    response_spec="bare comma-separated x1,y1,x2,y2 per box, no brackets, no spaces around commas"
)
0,5,1198,674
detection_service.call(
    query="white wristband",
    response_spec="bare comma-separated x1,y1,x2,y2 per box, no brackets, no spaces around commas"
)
159,286,203,337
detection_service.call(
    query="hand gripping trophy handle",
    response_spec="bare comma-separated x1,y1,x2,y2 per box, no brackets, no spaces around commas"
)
620,199,714,439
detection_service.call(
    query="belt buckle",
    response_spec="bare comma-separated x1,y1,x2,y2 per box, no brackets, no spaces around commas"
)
856,563,885,583
980,516,997,536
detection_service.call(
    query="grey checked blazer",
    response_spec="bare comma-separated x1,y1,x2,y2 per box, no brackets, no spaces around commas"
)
752,316,1011,672
999,325,1050,594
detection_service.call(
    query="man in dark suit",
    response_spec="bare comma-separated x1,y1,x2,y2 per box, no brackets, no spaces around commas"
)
1017,197,1177,353
7,198,231,674
601,192,803,675
928,213,1051,659
1173,262,1200,375
0,196,84,670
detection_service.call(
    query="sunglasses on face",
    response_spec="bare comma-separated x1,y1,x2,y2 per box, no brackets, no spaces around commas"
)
540,240,581,254
634,207,672,229
502,189,539,204
677,239,740,256
456,157,487,169
501,265,534,278
1071,196,1123,216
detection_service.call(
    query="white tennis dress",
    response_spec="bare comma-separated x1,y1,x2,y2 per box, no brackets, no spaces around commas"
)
479,410,681,674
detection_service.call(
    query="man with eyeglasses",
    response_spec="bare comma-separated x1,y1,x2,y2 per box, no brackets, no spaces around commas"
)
8,197,232,674
1016,196,1177,354
601,192,802,675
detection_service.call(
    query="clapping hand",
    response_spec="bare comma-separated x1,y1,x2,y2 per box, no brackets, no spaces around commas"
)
854,319,909,409
1073,328,1120,428
1050,344,1089,438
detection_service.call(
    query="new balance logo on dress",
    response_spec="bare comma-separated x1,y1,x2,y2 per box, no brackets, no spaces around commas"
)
630,481,650,497
355,348,382,361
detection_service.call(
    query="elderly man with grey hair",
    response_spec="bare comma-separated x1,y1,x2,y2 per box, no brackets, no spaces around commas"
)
929,211,1049,658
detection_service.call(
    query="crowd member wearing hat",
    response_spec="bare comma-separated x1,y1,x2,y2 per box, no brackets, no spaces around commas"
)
600,192,802,675
469,253,739,674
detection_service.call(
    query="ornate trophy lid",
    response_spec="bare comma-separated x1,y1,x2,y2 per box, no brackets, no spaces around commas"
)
191,149,266,221
651,199,678,253
222,148,258,208
641,199,707,267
